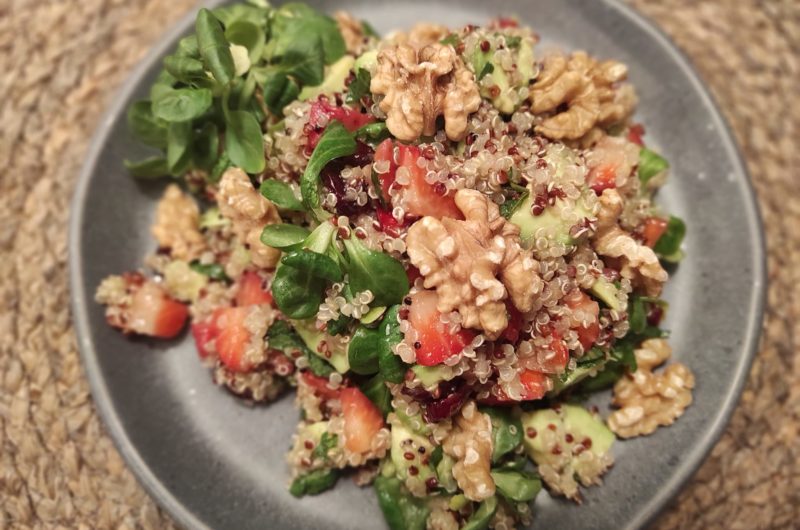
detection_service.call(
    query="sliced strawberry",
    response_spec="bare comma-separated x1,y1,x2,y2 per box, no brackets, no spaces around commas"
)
191,319,219,359
340,387,385,453
501,303,524,343
519,370,549,400
397,144,462,219
480,370,550,405
127,281,188,339
307,98,373,150
588,163,618,195
627,123,645,146
215,306,253,373
300,371,341,401
235,271,272,307
564,291,600,351
642,217,669,248
408,290,475,366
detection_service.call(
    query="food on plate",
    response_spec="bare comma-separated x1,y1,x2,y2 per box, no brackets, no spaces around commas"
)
97,3,692,528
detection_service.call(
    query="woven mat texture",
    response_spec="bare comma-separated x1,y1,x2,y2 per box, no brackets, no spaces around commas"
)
0,1,797,528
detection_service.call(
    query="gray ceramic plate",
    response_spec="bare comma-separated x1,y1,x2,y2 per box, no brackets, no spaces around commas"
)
69,1,766,529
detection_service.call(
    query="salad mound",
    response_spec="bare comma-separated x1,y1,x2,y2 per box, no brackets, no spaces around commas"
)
96,3,695,528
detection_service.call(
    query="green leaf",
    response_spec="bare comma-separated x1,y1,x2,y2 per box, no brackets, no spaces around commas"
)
490,470,541,502
481,407,523,462
267,320,334,377
270,7,346,65
282,35,326,86
124,157,169,178
348,326,381,375
260,179,304,211
213,3,270,28
281,250,343,283
311,432,338,462
346,68,372,104
377,306,406,384
462,496,498,530
362,20,379,38
149,69,178,103
342,238,409,307
499,190,529,219
224,110,265,173
166,121,193,175
654,215,686,262
189,260,229,282
260,224,310,249
196,8,235,85
163,54,206,82
255,68,300,116
192,122,219,171
271,264,326,319
440,34,461,47
289,469,339,497
152,87,213,122
505,35,522,48
209,151,231,182
225,20,265,63
374,476,430,530
127,100,167,148
638,147,669,185
355,122,390,145
478,61,494,80
301,122,356,219
326,315,352,336
176,35,199,57
360,374,392,417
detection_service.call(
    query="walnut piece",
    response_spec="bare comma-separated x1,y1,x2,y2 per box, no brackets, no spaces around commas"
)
217,168,281,269
334,11,367,55
406,189,542,339
608,338,695,438
442,402,495,501
151,184,206,261
371,43,480,142
387,22,450,49
592,189,667,296
530,52,636,140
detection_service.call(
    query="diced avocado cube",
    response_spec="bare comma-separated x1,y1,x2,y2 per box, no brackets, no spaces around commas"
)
299,55,355,101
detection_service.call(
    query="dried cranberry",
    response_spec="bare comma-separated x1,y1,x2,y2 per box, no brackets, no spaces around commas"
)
422,379,470,423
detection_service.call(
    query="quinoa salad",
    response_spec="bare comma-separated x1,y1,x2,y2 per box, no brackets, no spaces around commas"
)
96,3,695,529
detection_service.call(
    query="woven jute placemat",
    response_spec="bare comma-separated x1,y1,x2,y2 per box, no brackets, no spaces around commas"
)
1,1,797,528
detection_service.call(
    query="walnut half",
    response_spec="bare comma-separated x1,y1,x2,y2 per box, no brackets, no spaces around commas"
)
217,168,281,269
371,43,481,142
607,338,695,438
406,189,542,339
442,401,495,501
530,52,636,141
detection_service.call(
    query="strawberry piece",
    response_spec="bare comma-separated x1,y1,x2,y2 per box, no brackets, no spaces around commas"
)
397,144,462,219
642,217,669,248
588,163,618,195
191,319,218,359
519,370,549,400
300,372,341,401
408,290,475,366
127,281,188,339
564,291,600,351
627,124,645,146
340,387,385,453
307,98,373,150
215,307,253,373
235,271,273,307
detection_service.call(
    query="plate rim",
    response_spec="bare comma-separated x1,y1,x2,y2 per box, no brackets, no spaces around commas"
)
68,2,767,529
